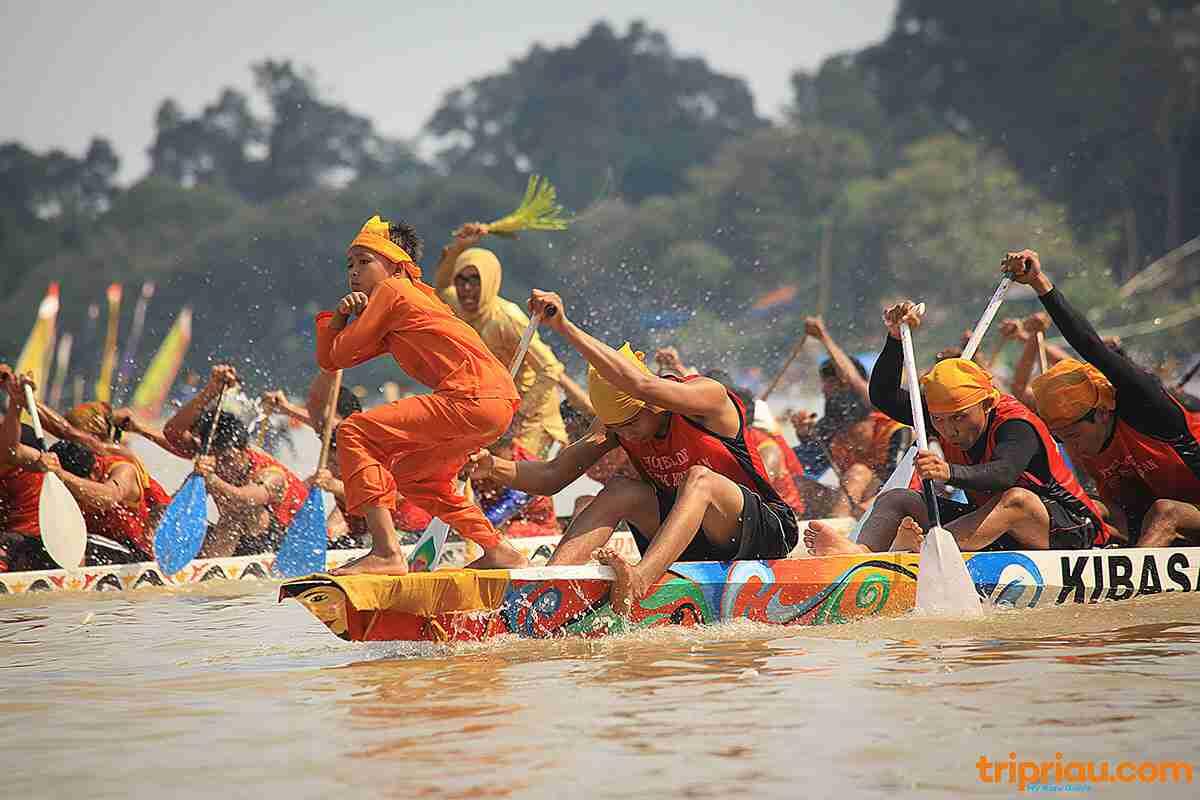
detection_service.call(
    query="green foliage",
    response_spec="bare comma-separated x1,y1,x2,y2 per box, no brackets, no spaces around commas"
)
3,15,1196,406
426,21,766,206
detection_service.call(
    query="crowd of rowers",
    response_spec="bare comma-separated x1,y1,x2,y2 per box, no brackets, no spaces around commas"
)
2,224,1199,602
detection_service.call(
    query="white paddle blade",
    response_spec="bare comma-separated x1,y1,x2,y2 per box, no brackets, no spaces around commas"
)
39,474,87,568
916,526,982,617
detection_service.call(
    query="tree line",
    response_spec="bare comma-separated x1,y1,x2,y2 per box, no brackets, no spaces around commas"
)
2,8,1196,398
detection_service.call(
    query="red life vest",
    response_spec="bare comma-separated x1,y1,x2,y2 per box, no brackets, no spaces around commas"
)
746,428,806,516
939,395,1113,546
91,453,154,557
616,377,795,523
830,411,907,474
1076,397,1200,520
0,465,43,537
244,449,308,528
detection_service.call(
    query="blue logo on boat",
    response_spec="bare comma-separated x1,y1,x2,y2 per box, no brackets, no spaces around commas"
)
966,552,1045,607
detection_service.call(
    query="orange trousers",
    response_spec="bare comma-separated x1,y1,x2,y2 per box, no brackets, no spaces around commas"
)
336,394,517,549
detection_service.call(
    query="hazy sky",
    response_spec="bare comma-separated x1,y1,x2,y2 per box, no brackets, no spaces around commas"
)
1,1,896,182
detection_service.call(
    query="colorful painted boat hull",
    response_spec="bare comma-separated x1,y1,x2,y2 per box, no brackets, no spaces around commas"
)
280,547,1200,643
0,533,630,596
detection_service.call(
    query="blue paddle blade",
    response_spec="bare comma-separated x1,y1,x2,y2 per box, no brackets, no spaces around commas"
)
275,487,328,578
154,475,210,575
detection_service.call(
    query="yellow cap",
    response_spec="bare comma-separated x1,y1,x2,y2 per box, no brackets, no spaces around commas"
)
347,215,413,265
588,343,652,426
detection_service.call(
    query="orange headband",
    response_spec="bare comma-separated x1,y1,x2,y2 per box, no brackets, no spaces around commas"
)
1030,358,1116,428
920,358,1000,414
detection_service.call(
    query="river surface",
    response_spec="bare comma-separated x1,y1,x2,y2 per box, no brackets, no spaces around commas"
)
2,584,1198,799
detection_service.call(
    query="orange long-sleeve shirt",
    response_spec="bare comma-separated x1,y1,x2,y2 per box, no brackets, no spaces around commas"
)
315,275,519,401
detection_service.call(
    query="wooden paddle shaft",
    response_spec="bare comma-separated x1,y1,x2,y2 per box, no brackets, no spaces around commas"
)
22,384,47,449
317,370,343,472
899,317,942,529
1176,357,1200,390
1036,331,1049,374
509,308,555,378
961,277,1011,361
762,334,808,401
201,385,228,457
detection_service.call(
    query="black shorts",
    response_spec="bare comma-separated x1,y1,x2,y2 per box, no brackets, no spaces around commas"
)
935,495,1095,551
628,485,799,562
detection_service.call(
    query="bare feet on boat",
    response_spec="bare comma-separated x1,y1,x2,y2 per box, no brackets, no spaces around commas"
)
594,546,649,618
331,551,410,576
803,520,869,556
890,516,925,553
466,539,529,569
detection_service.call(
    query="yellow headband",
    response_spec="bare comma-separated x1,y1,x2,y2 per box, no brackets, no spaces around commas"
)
347,215,413,265
588,343,652,426
920,358,1000,414
1030,358,1116,428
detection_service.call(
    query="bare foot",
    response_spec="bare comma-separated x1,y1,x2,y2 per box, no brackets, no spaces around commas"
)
889,516,925,553
331,551,410,576
466,539,529,569
594,546,649,617
803,520,869,556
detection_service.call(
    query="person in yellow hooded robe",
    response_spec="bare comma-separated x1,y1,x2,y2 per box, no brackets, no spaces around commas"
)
433,225,567,457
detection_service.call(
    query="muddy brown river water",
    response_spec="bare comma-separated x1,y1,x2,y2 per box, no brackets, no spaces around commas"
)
2,584,1198,799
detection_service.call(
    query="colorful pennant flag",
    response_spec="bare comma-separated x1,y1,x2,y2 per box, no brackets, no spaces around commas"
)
131,306,192,419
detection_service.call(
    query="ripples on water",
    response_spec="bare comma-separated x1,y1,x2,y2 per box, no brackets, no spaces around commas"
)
1,587,1198,799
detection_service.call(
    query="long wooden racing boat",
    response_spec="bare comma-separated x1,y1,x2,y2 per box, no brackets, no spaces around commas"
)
0,532,639,596
280,546,1200,642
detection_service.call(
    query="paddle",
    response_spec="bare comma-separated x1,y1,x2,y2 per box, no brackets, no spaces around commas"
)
850,278,1012,542
154,386,227,575
509,308,552,379
899,313,981,616
960,277,1011,362
762,334,808,400
276,372,342,577
1035,331,1049,374
1177,357,1200,391
22,383,88,568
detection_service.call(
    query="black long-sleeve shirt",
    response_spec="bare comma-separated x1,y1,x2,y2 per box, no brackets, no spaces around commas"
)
869,336,1048,494
1039,287,1190,440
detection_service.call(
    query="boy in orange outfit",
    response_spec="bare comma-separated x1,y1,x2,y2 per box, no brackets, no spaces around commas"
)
316,215,526,575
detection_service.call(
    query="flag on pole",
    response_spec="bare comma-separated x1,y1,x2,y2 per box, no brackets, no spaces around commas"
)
15,282,61,397
131,306,192,419
48,333,74,409
114,281,155,403
94,283,123,403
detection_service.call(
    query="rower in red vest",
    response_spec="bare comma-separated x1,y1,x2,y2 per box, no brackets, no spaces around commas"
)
465,289,799,615
0,368,61,571
805,302,1113,557
43,439,154,562
1008,249,1200,547
163,365,308,557
32,399,173,551
740,396,806,517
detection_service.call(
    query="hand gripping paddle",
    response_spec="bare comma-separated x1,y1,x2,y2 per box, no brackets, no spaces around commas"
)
24,383,87,569
276,372,342,577
900,314,982,617
154,386,227,575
